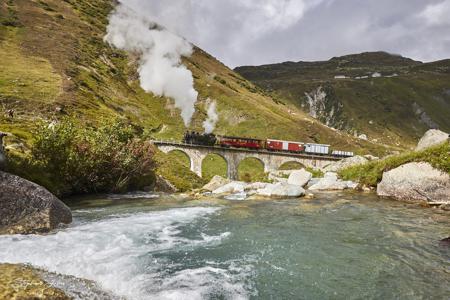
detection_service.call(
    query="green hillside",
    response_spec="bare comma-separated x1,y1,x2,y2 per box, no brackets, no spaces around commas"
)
0,0,397,159
235,52,450,148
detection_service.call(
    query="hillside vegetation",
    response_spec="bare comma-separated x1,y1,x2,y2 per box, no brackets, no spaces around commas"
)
0,0,407,193
0,0,393,154
339,142,450,187
236,52,450,148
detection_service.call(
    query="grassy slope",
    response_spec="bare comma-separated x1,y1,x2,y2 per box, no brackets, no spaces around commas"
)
339,142,450,187
0,0,398,190
236,52,450,148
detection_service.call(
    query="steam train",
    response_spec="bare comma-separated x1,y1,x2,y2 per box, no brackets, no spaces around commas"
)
183,132,354,157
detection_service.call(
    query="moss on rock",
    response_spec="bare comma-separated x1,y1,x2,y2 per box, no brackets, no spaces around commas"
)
0,264,70,300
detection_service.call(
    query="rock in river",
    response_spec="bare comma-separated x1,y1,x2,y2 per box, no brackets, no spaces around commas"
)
212,181,247,194
308,172,357,191
202,175,231,192
287,169,312,187
0,171,72,235
255,182,305,198
415,129,449,151
377,162,450,204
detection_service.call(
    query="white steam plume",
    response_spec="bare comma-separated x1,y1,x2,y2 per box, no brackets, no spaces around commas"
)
203,100,219,134
104,3,198,126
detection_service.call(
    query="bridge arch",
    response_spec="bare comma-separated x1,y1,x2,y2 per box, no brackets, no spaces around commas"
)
278,161,306,170
166,149,192,170
237,157,265,182
201,153,228,181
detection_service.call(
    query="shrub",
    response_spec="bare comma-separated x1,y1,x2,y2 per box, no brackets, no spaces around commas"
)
30,118,155,195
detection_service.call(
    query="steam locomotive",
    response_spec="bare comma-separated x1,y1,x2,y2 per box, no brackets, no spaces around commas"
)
183,131,354,157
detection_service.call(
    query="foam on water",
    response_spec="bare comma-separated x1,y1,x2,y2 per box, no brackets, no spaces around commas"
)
0,207,250,299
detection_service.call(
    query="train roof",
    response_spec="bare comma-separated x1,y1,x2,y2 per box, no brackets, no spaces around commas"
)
305,143,331,147
218,135,263,142
266,138,305,144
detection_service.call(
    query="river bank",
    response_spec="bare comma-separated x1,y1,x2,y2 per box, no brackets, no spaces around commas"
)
1,192,449,299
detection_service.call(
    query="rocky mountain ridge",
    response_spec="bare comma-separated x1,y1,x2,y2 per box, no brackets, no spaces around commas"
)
236,52,450,148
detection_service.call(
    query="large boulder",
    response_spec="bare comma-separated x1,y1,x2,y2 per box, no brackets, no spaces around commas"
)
256,182,305,198
416,129,449,151
377,162,450,204
202,175,231,191
287,169,312,187
0,171,72,235
324,155,368,172
212,181,247,194
308,172,356,191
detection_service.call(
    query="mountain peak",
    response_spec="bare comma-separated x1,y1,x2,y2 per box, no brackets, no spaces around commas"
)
328,51,422,67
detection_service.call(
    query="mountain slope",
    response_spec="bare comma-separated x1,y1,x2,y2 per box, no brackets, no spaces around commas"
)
235,52,450,148
0,0,393,156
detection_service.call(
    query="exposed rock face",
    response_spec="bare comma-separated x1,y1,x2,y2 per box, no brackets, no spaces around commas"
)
358,134,368,141
324,155,368,172
287,169,312,187
416,129,449,151
308,172,357,191
0,264,70,299
202,175,230,192
303,86,345,129
377,162,450,204
0,171,72,235
412,102,439,129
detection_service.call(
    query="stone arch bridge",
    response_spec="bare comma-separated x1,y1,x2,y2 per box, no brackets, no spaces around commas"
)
153,141,340,180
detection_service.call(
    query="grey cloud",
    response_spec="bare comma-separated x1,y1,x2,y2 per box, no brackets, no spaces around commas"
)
119,0,450,67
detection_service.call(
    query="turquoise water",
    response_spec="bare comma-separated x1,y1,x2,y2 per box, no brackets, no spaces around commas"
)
0,192,449,299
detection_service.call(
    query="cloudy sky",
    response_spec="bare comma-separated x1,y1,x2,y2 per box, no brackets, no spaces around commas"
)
120,0,450,67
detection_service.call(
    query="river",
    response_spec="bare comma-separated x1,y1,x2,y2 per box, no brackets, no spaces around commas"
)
0,192,449,299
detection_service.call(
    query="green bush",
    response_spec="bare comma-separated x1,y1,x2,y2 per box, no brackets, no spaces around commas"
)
29,118,155,195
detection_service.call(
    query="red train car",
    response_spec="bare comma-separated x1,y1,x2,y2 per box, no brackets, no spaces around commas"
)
266,139,305,153
218,136,264,149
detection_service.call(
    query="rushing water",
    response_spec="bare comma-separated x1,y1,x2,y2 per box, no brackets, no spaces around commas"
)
0,192,449,299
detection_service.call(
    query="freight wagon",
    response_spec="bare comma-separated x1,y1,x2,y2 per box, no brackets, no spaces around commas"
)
332,150,354,157
266,139,305,153
305,143,330,155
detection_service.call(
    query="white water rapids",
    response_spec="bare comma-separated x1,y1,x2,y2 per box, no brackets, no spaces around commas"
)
0,207,250,300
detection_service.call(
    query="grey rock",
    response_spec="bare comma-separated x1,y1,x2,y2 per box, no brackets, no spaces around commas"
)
309,172,357,191
377,162,450,203
202,175,230,191
212,181,247,194
416,129,449,151
256,182,305,198
324,155,368,172
0,171,72,235
287,169,312,187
